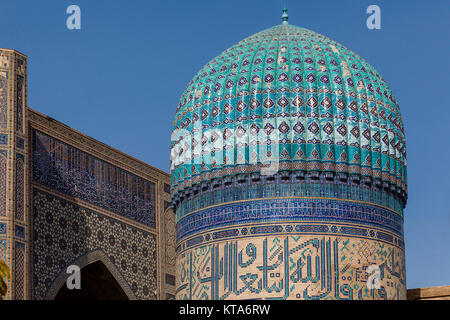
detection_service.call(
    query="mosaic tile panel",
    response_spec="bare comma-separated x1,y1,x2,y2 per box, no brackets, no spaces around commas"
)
176,234,406,300
0,239,6,261
176,194,405,300
0,150,7,217
0,134,7,145
14,242,25,300
32,189,158,300
165,274,175,286
0,238,7,296
15,153,25,221
16,75,24,133
16,137,24,149
165,208,176,268
32,130,156,228
176,198,403,243
0,238,6,298
0,70,7,129
14,225,25,239
175,175,404,218
177,220,404,253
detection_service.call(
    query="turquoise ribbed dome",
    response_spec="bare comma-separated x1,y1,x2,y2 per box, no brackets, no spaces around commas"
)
171,23,407,204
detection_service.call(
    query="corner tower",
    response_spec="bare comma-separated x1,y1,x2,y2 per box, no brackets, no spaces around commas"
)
171,12,407,300
0,49,29,300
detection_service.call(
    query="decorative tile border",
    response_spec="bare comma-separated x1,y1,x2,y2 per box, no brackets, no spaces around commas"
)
175,175,405,217
177,220,404,254
176,197,403,242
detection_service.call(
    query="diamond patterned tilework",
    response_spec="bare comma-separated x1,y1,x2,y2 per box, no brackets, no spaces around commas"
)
171,24,407,202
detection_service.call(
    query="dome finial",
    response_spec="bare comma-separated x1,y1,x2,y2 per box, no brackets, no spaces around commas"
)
281,7,289,24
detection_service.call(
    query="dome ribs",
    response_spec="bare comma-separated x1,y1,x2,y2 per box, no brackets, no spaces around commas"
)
276,25,293,167
170,24,407,207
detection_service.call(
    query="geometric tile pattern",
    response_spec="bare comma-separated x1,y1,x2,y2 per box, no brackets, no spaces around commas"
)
15,153,25,221
16,137,24,149
16,75,24,133
164,209,176,268
0,239,6,261
0,150,6,217
176,198,404,244
32,130,156,228
14,242,25,300
32,189,158,300
177,218,404,253
0,238,7,299
0,69,7,129
14,225,25,239
0,134,7,145
175,174,405,219
171,24,407,205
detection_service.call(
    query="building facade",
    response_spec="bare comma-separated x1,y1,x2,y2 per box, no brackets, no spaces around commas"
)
0,49,176,300
171,17,408,299
1,14,417,301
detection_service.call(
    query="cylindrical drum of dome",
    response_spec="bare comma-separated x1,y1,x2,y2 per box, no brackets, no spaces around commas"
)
170,18,407,300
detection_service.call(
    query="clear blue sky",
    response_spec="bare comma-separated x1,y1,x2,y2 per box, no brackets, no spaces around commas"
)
1,0,449,290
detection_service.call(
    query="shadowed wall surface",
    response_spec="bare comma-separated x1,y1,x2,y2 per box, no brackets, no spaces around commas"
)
54,261,128,300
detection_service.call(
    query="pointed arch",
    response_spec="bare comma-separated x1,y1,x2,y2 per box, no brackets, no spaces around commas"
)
44,249,137,300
